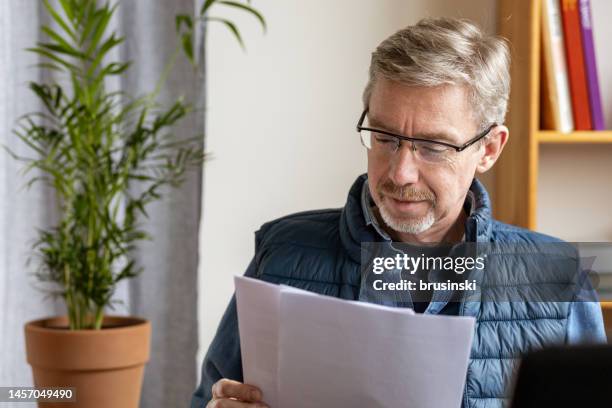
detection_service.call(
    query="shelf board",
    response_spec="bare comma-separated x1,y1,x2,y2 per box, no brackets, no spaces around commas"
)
538,130,612,144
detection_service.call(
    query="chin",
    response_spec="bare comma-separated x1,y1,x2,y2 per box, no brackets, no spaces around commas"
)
378,204,436,235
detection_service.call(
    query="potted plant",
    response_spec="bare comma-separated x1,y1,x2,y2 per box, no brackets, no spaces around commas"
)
8,0,265,407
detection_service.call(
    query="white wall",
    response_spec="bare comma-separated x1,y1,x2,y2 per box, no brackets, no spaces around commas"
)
538,144,612,240
198,0,499,376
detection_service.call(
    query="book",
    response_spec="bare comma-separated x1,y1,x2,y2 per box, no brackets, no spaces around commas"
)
578,0,606,130
541,0,574,133
561,0,592,130
540,49,556,130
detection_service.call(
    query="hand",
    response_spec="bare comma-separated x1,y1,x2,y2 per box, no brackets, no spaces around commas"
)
207,379,268,408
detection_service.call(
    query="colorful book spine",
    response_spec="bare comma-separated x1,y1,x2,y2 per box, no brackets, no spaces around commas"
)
542,0,574,133
561,0,592,130
578,0,605,130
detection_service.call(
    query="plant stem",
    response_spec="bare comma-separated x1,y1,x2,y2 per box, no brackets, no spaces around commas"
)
74,291,81,330
94,306,104,330
64,263,75,329
150,45,181,105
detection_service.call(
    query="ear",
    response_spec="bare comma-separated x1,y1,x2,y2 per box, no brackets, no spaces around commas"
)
475,125,509,174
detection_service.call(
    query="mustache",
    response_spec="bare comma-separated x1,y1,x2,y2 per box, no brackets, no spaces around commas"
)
377,179,436,203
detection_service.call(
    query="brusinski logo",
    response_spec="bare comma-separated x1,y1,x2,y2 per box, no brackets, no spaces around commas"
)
372,253,486,275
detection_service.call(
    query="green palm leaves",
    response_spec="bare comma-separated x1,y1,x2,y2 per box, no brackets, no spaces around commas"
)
176,0,267,64
9,0,212,330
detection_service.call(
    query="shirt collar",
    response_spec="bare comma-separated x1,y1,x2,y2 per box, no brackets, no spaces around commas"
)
361,179,392,241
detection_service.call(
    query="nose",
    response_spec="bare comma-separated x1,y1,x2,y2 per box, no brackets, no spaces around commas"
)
388,142,420,186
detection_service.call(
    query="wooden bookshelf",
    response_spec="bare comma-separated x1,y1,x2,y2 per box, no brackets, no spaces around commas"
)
495,0,610,230
538,130,612,143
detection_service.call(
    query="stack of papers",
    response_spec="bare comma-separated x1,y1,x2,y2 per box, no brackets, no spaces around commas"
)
235,276,475,408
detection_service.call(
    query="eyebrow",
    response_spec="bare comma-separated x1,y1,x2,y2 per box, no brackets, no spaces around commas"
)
368,117,458,144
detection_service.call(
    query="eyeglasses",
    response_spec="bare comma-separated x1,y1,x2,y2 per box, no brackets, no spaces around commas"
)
356,109,496,164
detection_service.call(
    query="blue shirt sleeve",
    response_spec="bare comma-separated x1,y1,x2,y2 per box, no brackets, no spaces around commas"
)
189,258,258,407
566,300,607,344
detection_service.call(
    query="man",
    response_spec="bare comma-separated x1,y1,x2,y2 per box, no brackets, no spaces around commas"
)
191,17,606,408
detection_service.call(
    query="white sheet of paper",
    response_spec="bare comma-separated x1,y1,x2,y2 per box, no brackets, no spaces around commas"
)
234,276,280,407
235,276,475,408
279,289,474,408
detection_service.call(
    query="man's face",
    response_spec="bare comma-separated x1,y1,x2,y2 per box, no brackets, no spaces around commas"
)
366,78,486,239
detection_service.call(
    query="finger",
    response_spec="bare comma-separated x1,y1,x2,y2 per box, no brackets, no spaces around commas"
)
212,379,263,402
207,398,268,408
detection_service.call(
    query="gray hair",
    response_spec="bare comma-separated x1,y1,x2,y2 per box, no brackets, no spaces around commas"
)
363,17,510,131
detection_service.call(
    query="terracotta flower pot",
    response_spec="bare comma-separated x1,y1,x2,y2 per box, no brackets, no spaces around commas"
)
24,315,151,408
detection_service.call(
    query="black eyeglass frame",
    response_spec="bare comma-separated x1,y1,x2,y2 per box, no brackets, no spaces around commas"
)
356,109,497,152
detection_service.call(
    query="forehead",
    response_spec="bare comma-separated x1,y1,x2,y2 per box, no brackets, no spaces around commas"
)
367,78,477,141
